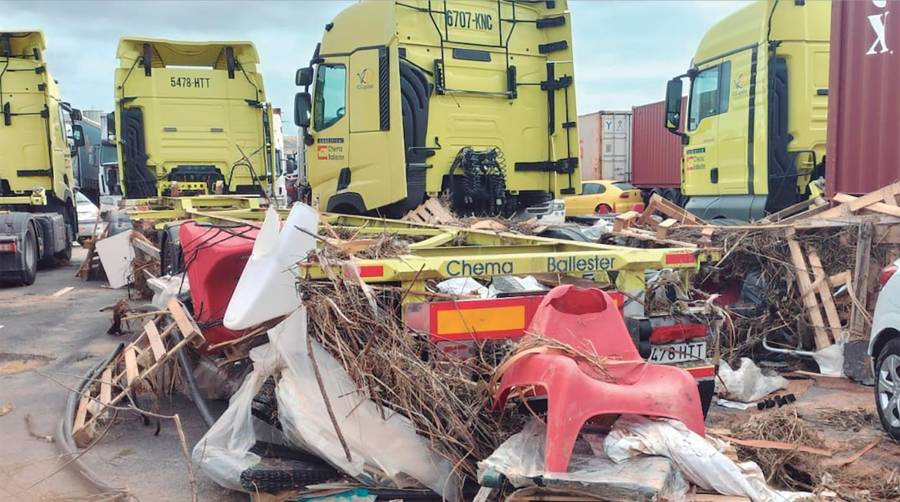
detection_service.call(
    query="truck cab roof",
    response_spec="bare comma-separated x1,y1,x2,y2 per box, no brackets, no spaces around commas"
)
116,37,260,70
0,31,46,55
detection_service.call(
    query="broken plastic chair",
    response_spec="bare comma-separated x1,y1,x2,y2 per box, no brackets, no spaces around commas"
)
493,285,705,473
224,203,319,330
180,221,259,347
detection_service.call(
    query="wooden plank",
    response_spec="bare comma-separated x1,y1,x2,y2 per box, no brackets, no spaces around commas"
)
72,394,90,432
130,236,161,260
817,182,900,219
654,195,704,224
786,237,831,350
638,197,660,225
144,321,166,362
807,249,842,340
833,193,900,218
758,197,824,224
850,223,874,336
51,286,75,297
655,218,677,239
124,346,139,385
99,368,113,404
167,299,199,337
613,210,639,232
710,433,833,456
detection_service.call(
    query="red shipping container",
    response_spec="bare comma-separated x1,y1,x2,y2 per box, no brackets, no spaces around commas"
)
827,0,900,196
631,98,685,189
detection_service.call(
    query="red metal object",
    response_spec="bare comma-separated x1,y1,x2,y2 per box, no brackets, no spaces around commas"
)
650,323,707,343
630,99,685,190
493,285,705,472
0,241,16,253
405,291,625,357
665,252,695,265
180,222,258,347
826,0,900,196
879,264,898,289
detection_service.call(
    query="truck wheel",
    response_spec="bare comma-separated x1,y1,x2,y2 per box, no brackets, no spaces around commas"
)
875,338,900,441
18,225,38,286
54,235,72,263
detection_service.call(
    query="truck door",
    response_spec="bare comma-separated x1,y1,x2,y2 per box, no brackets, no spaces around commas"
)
712,52,752,196
307,60,350,209
683,63,723,197
346,47,406,213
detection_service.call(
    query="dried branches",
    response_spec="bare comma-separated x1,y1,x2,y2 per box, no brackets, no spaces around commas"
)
300,277,514,481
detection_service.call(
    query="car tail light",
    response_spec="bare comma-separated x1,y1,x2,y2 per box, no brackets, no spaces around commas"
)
879,264,898,288
619,192,631,199
0,241,16,253
650,324,707,343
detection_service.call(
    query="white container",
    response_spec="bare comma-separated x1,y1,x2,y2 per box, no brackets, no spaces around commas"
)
578,110,632,181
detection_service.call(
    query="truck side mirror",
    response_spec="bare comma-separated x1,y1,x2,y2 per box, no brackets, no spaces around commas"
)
106,112,116,138
294,92,311,128
72,124,85,147
70,108,82,121
664,78,683,133
296,67,314,87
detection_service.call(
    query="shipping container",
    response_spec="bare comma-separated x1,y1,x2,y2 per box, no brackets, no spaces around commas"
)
630,99,685,191
578,111,631,181
826,0,900,196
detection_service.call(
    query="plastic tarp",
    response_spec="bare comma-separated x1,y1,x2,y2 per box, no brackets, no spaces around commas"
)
477,419,689,501
193,308,460,499
717,358,789,403
223,203,319,330
604,415,810,502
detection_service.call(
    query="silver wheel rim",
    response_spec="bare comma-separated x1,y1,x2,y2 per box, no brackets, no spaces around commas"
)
877,353,900,428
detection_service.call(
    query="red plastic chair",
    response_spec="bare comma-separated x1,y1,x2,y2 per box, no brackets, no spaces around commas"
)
493,285,705,473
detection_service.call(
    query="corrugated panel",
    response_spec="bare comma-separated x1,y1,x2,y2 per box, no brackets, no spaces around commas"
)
599,111,632,181
630,99,685,189
826,0,900,196
578,112,602,180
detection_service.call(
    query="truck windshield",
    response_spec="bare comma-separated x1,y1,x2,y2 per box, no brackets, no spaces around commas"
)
688,62,730,131
313,64,346,131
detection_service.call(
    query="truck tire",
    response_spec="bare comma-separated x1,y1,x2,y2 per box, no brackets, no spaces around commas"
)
54,236,72,263
17,224,38,286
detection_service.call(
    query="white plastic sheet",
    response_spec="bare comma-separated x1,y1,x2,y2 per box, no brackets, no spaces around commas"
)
193,308,460,499
717,358,789,403
604,415,810,502
223,203,319,330
478,419,689,501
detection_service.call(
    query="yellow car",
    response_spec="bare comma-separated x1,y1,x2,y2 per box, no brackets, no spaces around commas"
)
564,180,645,216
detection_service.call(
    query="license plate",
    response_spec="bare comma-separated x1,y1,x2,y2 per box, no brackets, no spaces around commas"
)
649,341,707,364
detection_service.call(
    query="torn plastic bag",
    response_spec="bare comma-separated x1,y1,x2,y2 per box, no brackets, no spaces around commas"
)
193,308,460,499
477,419,689,502
224,203,319,330
604,415,810,502
436,277,489,298
716,358,788,403
147,273,190,310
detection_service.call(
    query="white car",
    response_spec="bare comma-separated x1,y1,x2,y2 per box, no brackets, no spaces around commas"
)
75,191,106,242
869,258,900,440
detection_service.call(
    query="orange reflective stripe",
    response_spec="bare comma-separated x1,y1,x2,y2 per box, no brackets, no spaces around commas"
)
436,305,526,335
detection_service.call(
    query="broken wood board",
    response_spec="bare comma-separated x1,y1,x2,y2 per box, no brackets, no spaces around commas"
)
403,198,455,225
786,236,833,350
71,300,202,447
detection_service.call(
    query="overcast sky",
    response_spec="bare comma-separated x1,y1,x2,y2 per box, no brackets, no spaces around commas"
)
3,0,748,121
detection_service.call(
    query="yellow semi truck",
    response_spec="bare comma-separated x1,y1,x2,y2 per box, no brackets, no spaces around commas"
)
112,38,276,199
0,31,84,285
293,0,580,218
664,0,830,220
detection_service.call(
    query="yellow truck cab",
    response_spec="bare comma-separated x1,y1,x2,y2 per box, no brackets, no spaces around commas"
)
112,38,276,198
664,0,830,221
293,0,580,218
1,31,84,285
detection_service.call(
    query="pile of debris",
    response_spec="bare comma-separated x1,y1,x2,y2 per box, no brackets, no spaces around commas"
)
613,183,900,380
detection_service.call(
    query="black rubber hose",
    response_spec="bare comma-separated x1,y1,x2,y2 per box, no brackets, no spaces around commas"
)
56,343,129,496
175,332,216,428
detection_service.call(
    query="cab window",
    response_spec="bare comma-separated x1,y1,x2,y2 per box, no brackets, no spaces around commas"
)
313,64,347,130
688,61,731,131
582,183,605,195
